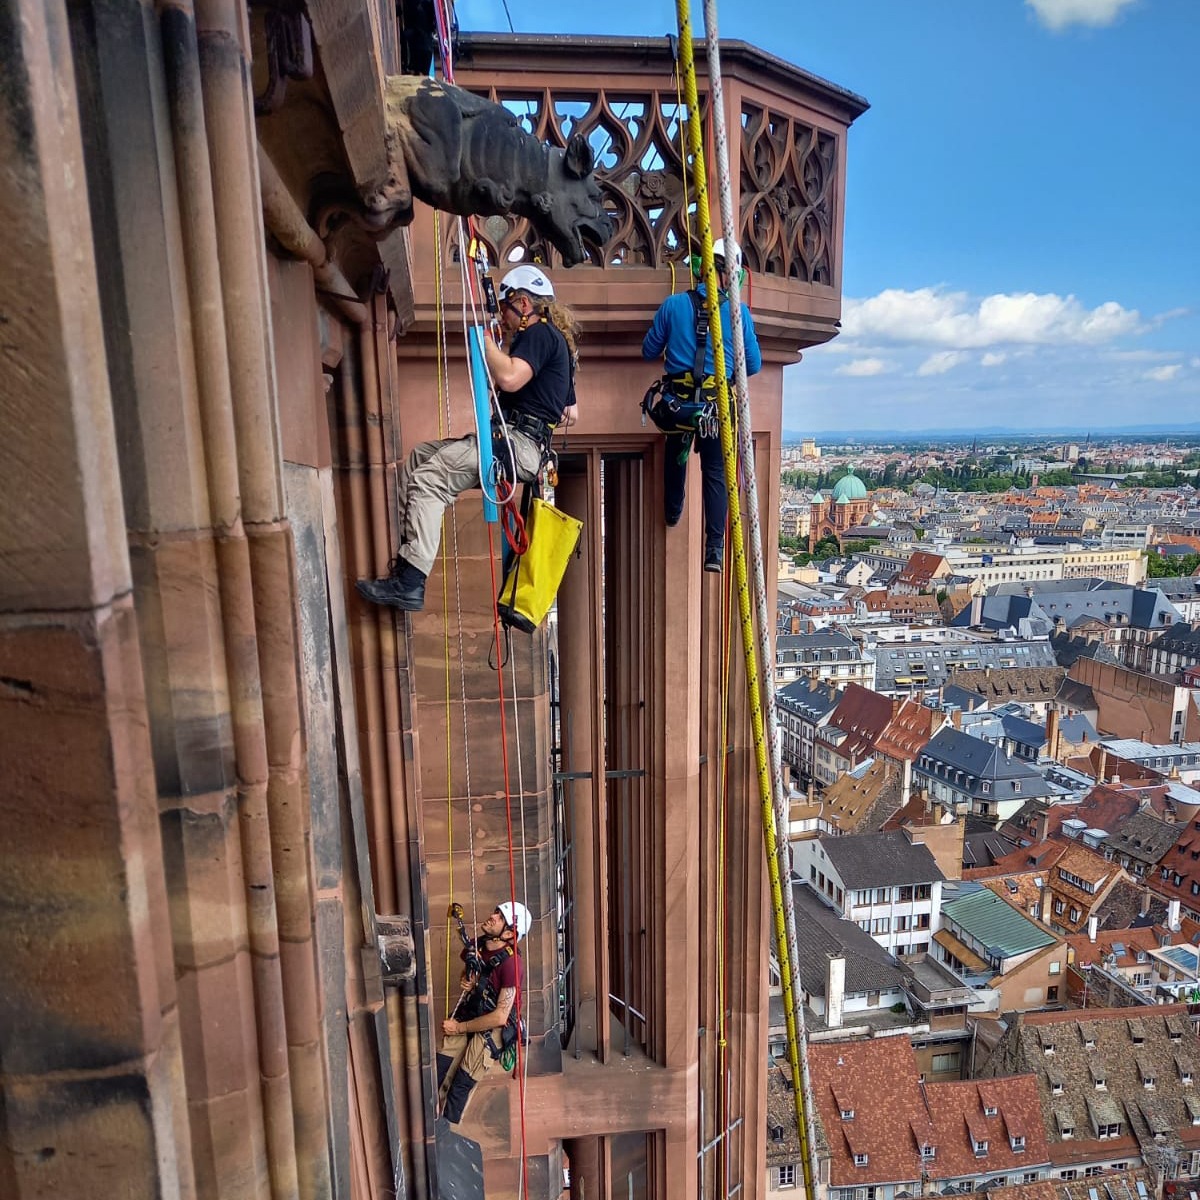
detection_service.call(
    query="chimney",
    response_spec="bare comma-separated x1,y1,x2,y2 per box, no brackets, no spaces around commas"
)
1041,885,1053,925
1169,899,1182,934
1096,748,1108,784
826,954,846,1030
1141,887,1153,918
970,594,983,627
1046,708,1060,761
1088,915,1099,943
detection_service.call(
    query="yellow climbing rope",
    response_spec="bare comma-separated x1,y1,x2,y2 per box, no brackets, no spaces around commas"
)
672,7,817,1196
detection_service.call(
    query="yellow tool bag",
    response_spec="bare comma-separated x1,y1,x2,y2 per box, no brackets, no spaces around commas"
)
497,497,583,633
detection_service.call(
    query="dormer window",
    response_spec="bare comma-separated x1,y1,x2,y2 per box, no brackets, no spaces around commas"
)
854,1153,869,1168
984,1104,998,1117
771,1123,785,1142
922,1144,936,1162
841,1108,854,1121
974,1139,989,1157
1011,1135,1026,1152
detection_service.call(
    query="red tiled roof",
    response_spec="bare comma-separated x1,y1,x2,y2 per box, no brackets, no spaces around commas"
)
819,684,896,763
875,697,945,763
925,1078,1050,1180
809,1039,926,1185
1065,925,1158,968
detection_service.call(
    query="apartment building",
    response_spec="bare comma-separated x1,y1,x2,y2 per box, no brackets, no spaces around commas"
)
794,830,945,958
776,628,877,690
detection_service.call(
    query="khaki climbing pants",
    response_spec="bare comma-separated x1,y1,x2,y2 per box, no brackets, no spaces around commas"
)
438,1030,497,1122
397,430,543,577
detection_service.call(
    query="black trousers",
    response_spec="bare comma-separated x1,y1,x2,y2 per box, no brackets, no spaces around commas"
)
664,430,726,553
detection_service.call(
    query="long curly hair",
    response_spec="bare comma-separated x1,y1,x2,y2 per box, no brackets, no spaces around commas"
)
512,289,580,362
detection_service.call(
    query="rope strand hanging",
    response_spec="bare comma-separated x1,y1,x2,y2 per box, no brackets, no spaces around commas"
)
671,5,819,1194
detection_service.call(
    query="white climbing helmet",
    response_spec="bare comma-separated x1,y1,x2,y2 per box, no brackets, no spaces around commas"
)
499,265,555,302
711,238,742,271
497,900,532,941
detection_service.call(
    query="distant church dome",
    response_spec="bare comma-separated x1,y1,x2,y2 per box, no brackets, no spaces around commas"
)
830,470,867,503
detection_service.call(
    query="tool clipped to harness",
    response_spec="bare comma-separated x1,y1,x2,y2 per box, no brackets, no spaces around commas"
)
445,901,524,1068
641,289,718,435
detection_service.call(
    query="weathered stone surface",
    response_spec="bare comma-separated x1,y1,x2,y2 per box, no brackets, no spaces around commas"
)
0,607,168,1077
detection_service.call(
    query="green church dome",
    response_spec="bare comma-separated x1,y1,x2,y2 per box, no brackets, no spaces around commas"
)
830,470,867,502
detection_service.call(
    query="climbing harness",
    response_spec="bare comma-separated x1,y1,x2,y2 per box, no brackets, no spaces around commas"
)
674,1,820,1195
642,290,721,437
445,904,526,1072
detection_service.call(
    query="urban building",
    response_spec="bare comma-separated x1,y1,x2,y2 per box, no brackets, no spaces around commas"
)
813,684,897,788
777,678,843,788
934,888,1067,1013
793,829,945,959
776,627,877,690
1058,658,1200,745
915,727,1060,821
808,470,872,551
873,640,1059,699
1146,622,1200,681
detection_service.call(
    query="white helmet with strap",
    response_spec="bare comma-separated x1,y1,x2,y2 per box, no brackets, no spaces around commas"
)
497,900,532,941
499,265,555,302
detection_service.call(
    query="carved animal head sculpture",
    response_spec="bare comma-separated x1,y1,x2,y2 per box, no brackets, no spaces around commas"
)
363,77,614,266
536,133,612,267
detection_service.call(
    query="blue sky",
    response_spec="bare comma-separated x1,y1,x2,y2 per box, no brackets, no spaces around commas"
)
457,0,1198,434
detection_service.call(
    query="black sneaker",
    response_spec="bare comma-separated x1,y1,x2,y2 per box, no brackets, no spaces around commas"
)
356,558,427,612
704,546,723,574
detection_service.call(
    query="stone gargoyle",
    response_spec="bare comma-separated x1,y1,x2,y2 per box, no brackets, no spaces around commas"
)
357,75,614,266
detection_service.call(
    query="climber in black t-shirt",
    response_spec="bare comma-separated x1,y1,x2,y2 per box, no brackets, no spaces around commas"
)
356,265,579,613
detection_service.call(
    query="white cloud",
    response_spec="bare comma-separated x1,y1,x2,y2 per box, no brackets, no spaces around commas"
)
1143,364,1183,382
841,286,1143,349
917,351,968,376
981,352,1007,367
835,357,892,377
1026,0,1138,31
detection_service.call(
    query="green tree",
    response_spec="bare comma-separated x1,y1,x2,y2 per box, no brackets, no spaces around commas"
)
1145,551,1200,578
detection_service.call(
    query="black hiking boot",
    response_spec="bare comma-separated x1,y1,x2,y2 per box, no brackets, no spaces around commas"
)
704,545,723,574
356,557,427,612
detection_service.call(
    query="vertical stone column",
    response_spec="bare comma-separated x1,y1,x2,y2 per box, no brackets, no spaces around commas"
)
647,442,702,1200
0,0,191,1194
66,1,276,1191
553,460,609,1060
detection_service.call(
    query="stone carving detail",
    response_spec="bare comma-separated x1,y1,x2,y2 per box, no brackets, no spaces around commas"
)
739,102,836,284
347,76,613,267
252,5,314,116
448,84,840,284
446,86,705,270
